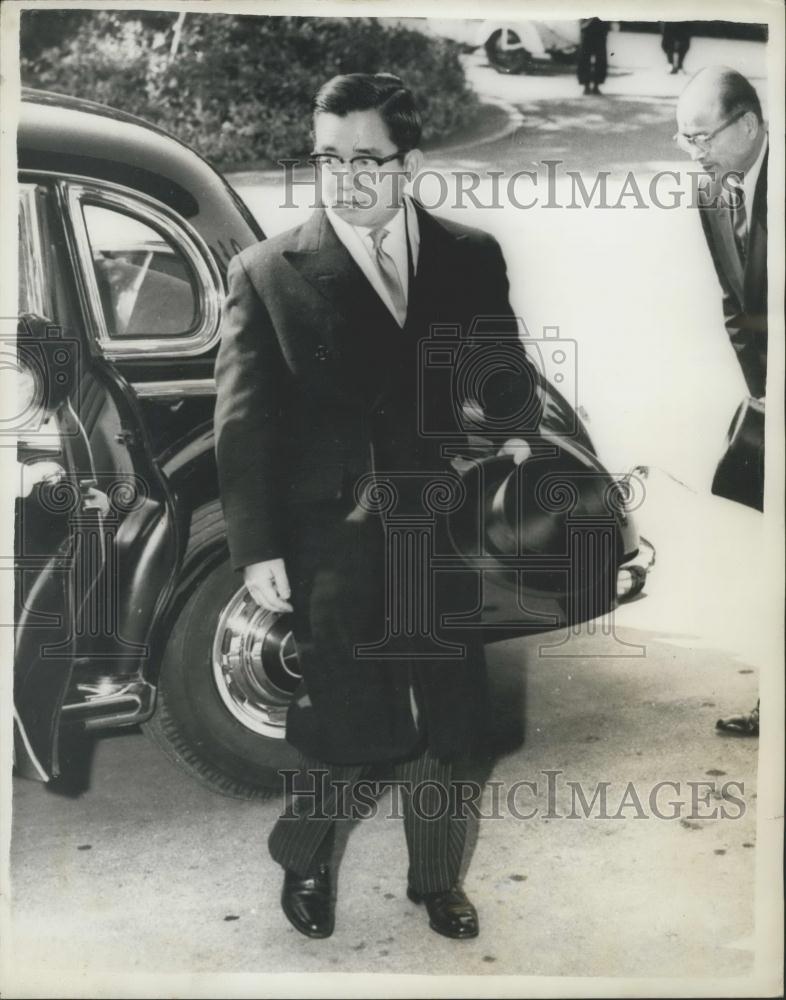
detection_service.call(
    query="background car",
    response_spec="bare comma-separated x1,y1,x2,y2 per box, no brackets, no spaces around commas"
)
425,18,581,73
14,89,652,800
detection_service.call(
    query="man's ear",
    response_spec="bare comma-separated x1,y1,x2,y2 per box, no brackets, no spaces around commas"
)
402,148,424,183
742,110,760,138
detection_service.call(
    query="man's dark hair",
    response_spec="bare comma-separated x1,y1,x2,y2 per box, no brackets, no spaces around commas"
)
311,73,422,152
715,68,764,123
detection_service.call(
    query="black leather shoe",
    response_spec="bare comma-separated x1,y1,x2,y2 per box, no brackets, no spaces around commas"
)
281,864,334,938
407,885,479,939
716,704,759,736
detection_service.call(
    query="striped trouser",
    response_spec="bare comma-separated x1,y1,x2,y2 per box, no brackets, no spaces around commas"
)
268,747,468,894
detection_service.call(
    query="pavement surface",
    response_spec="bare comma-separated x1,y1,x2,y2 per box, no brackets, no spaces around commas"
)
4,26,779,997
5,601,761,981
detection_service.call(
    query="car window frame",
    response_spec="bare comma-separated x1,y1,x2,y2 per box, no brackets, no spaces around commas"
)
18,183,55,319
58,176,223,360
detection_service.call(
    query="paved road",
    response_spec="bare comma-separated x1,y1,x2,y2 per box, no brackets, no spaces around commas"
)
7,621,759,982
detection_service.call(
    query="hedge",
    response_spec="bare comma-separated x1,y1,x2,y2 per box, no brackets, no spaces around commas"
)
20,11,480,170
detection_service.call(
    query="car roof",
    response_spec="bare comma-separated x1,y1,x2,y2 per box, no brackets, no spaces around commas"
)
22,87,178,137
18,88,263,256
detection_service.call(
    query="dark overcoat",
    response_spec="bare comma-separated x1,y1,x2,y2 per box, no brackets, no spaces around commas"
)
214,202,541,764
698,149,768,398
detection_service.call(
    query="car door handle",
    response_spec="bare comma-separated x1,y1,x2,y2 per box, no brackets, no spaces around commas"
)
80,487,111,515
77,477,111,516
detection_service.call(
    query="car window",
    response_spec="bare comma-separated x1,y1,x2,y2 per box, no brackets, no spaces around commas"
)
18,184,51,318
81,203,199,339
18,215,36,316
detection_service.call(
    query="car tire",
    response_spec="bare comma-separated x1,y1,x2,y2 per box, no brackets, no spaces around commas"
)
484,29,531,74
143,537,301,800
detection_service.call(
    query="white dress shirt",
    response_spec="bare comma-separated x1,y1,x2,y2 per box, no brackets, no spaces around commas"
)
325,197,420,326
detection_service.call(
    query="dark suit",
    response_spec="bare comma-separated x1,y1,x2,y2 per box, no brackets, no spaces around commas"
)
214,202,540,888
698,149,768,399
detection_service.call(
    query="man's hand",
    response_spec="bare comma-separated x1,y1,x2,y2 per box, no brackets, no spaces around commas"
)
244,558,293,614
496,438,532,466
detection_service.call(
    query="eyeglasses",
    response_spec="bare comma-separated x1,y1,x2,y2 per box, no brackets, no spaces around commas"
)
309,151,403,173
673,110,747,152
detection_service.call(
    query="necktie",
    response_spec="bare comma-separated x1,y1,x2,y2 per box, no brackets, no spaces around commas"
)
730,186,748,265
369,227,407,326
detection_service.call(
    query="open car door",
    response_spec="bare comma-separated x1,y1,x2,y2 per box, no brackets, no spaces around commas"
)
13,178,181,779
12,308,97,780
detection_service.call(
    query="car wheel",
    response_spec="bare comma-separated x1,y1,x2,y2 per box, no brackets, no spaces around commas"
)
485,29,531,74
143,550,301,800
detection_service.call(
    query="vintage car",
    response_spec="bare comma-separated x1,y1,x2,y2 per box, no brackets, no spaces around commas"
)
13,89,653,799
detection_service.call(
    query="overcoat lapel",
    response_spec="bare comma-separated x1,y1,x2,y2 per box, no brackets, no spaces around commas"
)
283,203,468,332
706,148,768,311
744,150,767,309
407,202,466,322
713,201,746,305
283,209,401,340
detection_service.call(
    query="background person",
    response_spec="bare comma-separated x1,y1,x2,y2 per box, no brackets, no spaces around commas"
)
660,22,692,74
577,18,610,95
674,66,768,734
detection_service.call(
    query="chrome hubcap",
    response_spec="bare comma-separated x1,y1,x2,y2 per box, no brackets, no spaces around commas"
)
212,587,301,738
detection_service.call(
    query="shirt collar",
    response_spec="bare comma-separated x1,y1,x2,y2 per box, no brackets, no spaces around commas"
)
325,198,420,274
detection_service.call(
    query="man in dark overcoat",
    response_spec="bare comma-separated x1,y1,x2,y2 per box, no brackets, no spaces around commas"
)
214,73,541,939
676,67,767,404
675,67,768,733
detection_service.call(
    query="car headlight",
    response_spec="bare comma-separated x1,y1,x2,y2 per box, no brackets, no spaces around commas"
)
616,564,646,600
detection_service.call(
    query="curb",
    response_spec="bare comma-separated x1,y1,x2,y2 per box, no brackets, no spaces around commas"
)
426,96,524,159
